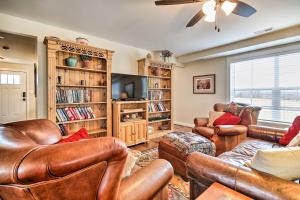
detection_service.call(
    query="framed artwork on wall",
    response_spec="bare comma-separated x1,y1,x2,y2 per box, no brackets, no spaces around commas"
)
193,74,216,94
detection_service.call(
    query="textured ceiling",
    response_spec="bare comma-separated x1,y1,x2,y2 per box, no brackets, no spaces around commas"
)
0,0,300,56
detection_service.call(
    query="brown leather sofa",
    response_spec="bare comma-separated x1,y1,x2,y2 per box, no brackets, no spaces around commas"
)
187,125,300,200
192,103,261,155
0,119,173,200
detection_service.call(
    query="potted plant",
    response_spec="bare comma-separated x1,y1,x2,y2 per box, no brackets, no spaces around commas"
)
80,55,92,68
161,50,173,63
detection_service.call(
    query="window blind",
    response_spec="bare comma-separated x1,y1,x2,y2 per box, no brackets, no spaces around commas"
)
230,51,300,123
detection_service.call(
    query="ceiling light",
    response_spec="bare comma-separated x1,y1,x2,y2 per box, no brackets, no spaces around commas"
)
204,12,216,22
202,0,216,16
222,0,237,15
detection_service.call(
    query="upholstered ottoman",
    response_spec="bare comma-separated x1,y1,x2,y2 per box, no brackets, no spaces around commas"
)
159,131,215,180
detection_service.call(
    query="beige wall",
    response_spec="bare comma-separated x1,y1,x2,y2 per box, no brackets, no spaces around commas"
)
173,57,227,127
0,13,149,118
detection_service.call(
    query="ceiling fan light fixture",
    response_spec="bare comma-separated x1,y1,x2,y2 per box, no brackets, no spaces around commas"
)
221,0,237,15
204,12,216,22
202,0,216,16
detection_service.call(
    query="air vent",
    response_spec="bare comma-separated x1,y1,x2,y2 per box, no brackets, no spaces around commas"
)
254,27,274,35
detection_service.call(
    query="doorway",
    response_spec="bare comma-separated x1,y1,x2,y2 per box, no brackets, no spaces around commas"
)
0,31,37,123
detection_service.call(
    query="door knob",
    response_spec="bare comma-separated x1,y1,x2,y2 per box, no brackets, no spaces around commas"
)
22,91,26,101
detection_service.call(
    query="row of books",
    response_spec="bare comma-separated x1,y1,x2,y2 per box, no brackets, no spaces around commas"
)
148,91,164,100
58,124,68,136
56,107,96,122
148,102,167,112
56,88,92,104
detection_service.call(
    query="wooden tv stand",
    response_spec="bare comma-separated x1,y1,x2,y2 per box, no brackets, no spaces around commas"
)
112,101,148,146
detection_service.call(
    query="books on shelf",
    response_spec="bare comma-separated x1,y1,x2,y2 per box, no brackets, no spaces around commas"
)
58,124,68,136
56,88,92,104
148,90,163,100
148,102,167,112
56,106,96,122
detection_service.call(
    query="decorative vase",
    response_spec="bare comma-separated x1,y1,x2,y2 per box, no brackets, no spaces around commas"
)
76,37,89,45
65,57,77,67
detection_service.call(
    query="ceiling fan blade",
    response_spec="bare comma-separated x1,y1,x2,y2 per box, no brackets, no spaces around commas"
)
232,1,257,17
186,10,204,27
155,0,196,6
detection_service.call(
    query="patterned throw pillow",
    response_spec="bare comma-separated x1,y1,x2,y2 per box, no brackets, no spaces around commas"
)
225,102,239,116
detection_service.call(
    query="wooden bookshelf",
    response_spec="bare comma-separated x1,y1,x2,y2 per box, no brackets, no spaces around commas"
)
113,101,148,146
44,37,113,137
138,58,174,139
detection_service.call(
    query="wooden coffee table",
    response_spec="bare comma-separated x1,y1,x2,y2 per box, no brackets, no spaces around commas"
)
196,182,252,200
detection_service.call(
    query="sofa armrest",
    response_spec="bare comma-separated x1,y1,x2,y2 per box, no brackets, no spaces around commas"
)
248,125,287,143
214,125,247,136
187,152,300,200
119,159,173,200
16,137,128,184
194,117,209,127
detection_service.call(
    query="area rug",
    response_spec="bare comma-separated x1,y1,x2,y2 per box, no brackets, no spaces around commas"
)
131,147,189,200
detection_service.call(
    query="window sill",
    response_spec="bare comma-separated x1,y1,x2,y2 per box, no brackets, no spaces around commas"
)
258,120,290,129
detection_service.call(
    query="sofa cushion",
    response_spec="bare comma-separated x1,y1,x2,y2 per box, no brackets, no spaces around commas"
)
218,138,279,166
279,116,300,146
249,147,300,180
213,113,241,126
59,128,89,143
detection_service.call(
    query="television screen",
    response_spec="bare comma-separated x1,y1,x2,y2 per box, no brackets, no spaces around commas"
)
112,73,148,100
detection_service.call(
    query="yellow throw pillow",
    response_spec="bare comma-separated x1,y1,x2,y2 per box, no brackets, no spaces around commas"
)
249,147,300,180
207,111,225,127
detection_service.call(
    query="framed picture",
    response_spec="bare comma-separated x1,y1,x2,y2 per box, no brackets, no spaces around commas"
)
193,74,216,94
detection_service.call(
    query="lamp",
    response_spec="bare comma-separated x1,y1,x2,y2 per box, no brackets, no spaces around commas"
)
204,12,216,22
202,0,216,16
221,0,237,15
202,0,216,22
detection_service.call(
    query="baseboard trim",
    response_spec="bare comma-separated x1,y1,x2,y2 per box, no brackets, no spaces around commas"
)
174,121,194,128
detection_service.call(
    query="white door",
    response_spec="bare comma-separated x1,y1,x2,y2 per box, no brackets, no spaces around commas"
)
0,70,27,123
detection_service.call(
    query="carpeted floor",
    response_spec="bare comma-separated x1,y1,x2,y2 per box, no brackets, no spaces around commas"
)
131,147,189,200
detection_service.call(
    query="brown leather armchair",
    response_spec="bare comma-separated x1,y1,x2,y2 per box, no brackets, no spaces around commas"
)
0,119,173,200
187,125,300,200
192,103,261,155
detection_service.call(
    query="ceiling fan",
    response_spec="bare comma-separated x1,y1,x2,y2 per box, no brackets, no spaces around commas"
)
155,0,257,31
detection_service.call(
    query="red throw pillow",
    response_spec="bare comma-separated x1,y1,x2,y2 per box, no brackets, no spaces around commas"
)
59,128,90,143
279,116,300,146
213,112,241,126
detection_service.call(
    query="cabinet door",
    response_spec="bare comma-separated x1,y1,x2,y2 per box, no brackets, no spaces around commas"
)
120,122,135,146
134,120,147,143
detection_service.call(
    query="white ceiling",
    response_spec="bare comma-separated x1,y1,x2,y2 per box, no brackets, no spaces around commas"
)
0,0,300,56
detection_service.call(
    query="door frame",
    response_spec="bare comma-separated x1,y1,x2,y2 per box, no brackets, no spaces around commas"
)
0,66,32,120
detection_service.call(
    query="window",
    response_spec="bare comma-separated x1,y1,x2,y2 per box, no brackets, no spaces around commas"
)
0,73,21,85
230,51,300,123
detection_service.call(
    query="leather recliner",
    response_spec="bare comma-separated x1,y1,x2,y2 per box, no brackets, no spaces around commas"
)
0,119,173,200
192,103,261,155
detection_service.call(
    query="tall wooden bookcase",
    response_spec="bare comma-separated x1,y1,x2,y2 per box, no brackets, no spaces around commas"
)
138,58,174,139
44,37,113,137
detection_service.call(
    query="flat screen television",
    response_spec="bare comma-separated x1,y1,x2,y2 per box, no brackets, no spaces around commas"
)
112,73,147,100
